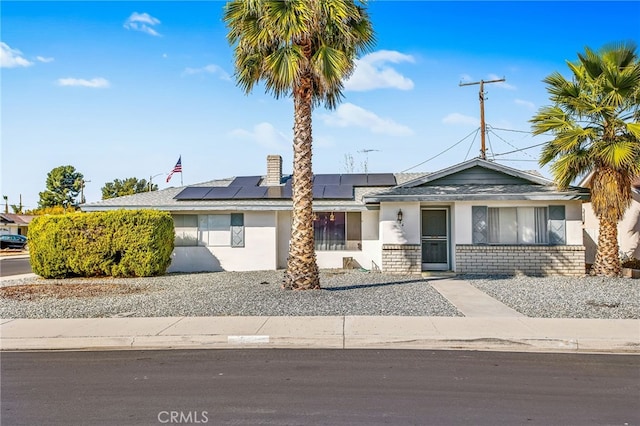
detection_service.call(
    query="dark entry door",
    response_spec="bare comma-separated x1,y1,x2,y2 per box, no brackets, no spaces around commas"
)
421,209,449,270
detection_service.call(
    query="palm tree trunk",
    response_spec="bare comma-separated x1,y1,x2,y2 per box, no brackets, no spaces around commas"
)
591,217,621,277
283,74,320,290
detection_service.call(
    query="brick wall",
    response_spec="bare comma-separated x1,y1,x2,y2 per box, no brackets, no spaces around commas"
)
382,244,421,274
455,245,585,276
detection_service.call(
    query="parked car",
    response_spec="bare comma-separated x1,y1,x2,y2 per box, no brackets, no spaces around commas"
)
0,234,27,249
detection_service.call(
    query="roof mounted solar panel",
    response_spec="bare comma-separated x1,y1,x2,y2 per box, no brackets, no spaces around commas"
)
312,185,325,199
229,176,262,187
233,186,268,199
340,174,368,186
367,173,397,186
313,174,341,185
174,187,213,200
201,186,241,199
321,185,353,199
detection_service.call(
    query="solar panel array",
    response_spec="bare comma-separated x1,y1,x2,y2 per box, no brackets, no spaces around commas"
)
174,173,396,201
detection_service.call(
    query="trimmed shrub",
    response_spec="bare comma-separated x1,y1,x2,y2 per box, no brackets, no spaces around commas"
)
29,210,174,278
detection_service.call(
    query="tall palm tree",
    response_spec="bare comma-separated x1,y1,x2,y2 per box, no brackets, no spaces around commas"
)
224,0,374,289
531,42,640,277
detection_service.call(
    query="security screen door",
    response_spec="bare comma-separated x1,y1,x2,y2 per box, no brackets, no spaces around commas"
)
421,209,449,270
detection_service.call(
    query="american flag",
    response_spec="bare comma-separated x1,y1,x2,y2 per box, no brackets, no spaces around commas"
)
166,156,182,183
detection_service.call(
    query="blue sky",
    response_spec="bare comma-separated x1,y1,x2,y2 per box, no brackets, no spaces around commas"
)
2,1,639,211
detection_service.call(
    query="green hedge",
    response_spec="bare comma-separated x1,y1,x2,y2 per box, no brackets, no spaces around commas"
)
29,210,174,278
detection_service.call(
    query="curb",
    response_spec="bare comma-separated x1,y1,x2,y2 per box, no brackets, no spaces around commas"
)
2,336,638,354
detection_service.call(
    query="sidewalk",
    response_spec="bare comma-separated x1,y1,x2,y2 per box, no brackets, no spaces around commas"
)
1,279,638,354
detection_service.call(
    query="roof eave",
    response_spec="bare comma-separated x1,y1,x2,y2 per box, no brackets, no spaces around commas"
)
364,193,591,203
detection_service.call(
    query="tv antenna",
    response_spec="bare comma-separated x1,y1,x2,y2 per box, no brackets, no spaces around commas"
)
459,77,505,160
357,149,380,173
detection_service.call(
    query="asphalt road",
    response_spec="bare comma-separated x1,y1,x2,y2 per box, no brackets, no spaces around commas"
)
2,349,638,425
0,255,31,277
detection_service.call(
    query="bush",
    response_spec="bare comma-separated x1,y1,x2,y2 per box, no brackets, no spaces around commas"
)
29,210,174,278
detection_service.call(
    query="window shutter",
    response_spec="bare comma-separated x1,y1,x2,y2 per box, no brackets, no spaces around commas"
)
231,213,244,247
472,206,488,244
548,205,566,245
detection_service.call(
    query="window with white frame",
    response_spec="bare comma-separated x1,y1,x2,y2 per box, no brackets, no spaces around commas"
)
313,212,361,251
173,215,198,247
173,214,244,248
472,205,565,245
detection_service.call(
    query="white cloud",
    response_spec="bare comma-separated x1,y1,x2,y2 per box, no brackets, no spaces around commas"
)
228,122,289,149
487,74,516,90
442,113,479,127
0,42,33,68
36,56,54,63
124,12,161,36
514,98,535,111
56,77,110,88
321,103,414,136
344,50,415,91
183,64,231,81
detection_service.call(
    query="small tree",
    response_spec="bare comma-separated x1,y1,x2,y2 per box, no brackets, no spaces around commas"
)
531,42,640,277
102,177,156,200
38,166,84,209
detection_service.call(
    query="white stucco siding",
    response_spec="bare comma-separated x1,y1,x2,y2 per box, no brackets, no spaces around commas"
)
380,202,420,244
169,211,277,272
583,193,640,262
564,202,583,245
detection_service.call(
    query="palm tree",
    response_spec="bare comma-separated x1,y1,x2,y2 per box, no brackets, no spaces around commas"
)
224,0,374,289
531,42,640,277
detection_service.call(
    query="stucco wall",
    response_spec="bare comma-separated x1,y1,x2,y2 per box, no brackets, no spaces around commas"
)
583,194,640,263
169,211,277,272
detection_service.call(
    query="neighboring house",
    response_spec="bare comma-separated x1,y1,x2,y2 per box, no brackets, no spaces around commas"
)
580,174,640,264
0,213,35,236
82,156,590,276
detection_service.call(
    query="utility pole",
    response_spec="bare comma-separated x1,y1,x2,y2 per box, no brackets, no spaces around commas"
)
459,78,505,160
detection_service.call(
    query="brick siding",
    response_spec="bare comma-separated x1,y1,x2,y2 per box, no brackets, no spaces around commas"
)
455,245,585,276
381,244,422,274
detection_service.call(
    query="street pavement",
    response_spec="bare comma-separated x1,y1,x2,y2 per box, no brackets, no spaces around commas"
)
1,274,638,354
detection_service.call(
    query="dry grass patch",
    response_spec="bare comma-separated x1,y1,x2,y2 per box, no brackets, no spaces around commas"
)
0,282,148,301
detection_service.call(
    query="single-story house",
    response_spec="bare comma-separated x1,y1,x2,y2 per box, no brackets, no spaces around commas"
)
82,155,590,276
0,213,36,236
580,174,640,264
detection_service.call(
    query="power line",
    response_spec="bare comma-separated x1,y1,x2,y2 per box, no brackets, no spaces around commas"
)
487,128,536,160
493,141,548,157
401,128,480,172
488,126,532,134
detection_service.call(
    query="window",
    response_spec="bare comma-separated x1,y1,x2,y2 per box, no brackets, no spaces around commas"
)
173,214,244,248
472,206,565,245
313,212,361,251
173,215,198,247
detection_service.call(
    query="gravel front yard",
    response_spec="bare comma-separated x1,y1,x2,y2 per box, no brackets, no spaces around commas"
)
0,270,638,319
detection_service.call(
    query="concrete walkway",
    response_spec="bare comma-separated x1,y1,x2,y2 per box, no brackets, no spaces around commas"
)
430,279,525,317
2,275,639,354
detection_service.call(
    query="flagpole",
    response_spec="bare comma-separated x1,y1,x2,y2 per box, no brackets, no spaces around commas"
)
180,154,183,186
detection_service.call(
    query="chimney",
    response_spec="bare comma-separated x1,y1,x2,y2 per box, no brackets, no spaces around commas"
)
266,155,282,186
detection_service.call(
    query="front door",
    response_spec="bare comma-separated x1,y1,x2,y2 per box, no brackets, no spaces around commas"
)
421,208,449,271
